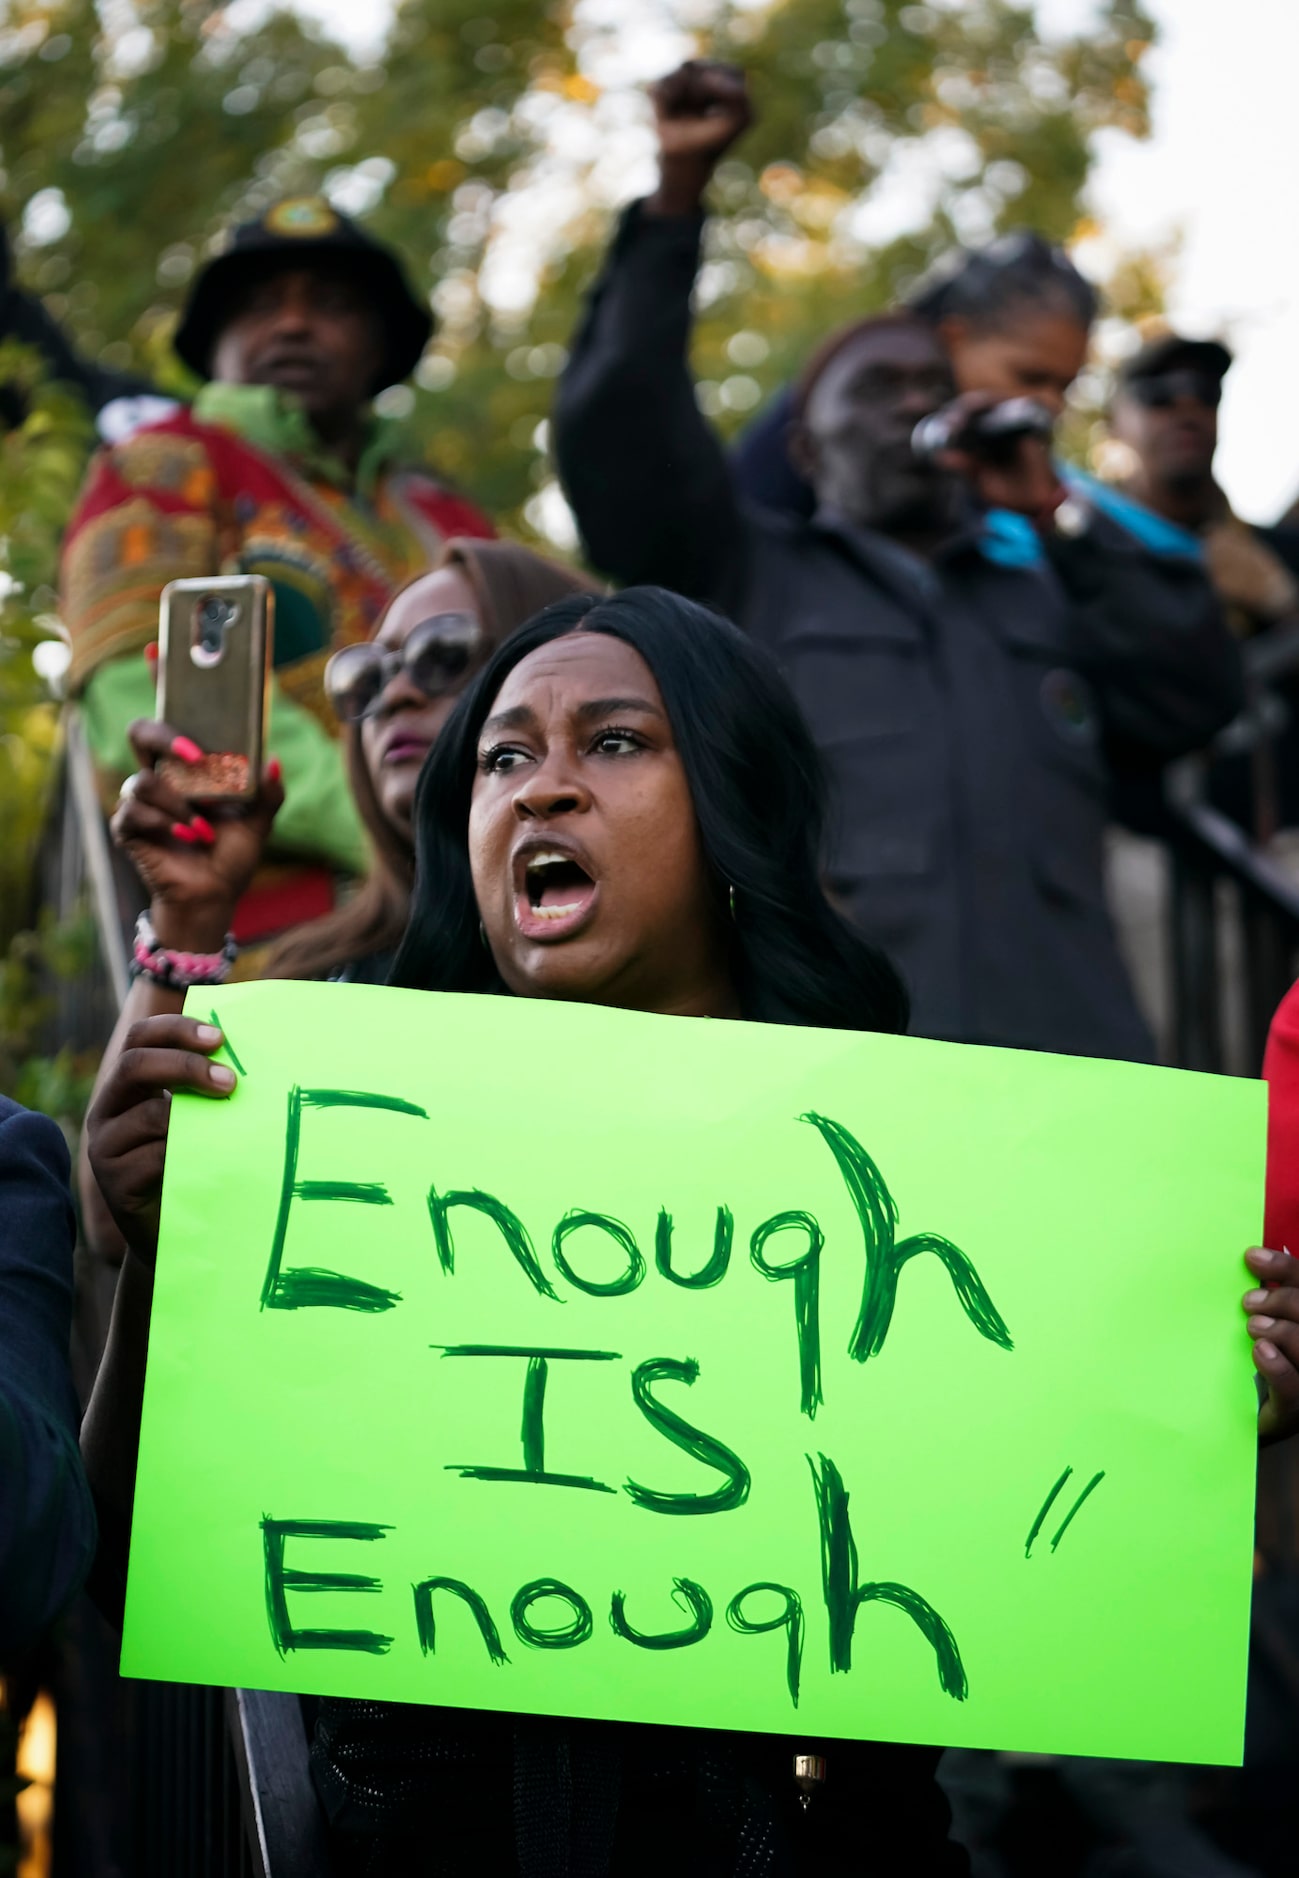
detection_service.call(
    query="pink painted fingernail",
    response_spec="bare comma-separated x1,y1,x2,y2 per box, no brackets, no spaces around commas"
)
171,735,203,763
267,758,282,784
189,814,216,844
172,822,199,844
144,641,159,665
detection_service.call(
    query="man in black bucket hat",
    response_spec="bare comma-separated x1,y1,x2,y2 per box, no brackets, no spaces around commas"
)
172,195,436,422
60,196,492,928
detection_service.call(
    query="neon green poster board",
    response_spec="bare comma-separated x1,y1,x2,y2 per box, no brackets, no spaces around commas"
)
122,980,1264,1764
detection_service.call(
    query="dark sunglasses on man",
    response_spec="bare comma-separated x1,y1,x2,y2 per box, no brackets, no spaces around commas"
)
324,612,488,723
1130,369,1223,412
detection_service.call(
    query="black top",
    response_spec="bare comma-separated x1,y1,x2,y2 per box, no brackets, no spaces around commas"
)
313,1698,969,1876
555,204,1244,1061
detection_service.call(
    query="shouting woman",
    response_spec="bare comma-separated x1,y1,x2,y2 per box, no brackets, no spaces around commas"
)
82,590,1297,1875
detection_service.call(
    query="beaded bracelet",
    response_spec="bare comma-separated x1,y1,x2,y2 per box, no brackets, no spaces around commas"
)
129,910,238,990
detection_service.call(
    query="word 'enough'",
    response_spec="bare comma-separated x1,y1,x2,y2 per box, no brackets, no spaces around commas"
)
262,1454,969,1709
262,1095,1013,1417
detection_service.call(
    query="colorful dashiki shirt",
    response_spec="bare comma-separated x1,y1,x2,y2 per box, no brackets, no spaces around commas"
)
61,388,492,724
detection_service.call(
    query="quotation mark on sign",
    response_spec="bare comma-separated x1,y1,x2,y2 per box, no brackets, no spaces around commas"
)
1024,1466,1106,1558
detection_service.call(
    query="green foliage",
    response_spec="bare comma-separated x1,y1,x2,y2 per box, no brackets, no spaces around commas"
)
0,905,102,1121
682,0,1154,422
0,0,1155,532
0,343,94,942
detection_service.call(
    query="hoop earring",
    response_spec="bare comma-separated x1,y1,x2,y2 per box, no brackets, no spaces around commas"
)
479,920,489,950
728,884,737,923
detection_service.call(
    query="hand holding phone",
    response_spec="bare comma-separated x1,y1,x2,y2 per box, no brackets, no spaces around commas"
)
155,576,273,802
112,719,285,950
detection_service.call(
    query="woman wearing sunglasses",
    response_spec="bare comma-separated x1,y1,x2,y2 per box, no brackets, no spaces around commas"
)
78,538,598,1259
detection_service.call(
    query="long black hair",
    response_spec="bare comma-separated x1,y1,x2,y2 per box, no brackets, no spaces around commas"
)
390,586,908,1035
907,229,1098,334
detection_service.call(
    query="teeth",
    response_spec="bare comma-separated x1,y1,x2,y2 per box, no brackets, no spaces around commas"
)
525,850,574,874
532,903,583,920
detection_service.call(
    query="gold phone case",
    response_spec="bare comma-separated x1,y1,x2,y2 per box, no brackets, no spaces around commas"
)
156,576,273,801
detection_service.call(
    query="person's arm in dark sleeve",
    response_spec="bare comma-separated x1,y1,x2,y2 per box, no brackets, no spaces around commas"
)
555,60,760,612
1048,503,1245,762
1,222,156,423
0,1100,96,1652
729,382,816,520
554,201,746,610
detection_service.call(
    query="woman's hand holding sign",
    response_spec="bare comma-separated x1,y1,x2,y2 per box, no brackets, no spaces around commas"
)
82,1010,237,1567
1243,1246,1299,1441
86,1013,236,1266
79,722,282,1267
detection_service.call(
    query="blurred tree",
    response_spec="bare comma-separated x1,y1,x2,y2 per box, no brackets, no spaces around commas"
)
1,0,1154,534
685,0,1156,411
0,0,1156,1044
0,342,92,942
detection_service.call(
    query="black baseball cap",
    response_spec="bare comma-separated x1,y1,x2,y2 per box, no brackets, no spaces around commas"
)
173,196,433,394
1117,331,1233,390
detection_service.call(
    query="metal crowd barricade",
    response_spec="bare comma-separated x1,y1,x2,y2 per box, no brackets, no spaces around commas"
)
1163,620,1299,1076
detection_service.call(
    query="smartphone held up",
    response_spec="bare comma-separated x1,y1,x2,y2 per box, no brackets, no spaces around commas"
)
155,576,273,802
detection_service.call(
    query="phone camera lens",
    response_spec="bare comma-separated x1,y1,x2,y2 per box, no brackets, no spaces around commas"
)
196,595,236,657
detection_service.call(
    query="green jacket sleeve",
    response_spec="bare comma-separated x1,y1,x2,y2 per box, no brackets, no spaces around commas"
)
79,656,371,877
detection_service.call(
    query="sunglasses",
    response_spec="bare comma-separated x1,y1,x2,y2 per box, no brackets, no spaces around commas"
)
1129,370,1222,411
324,612,488,723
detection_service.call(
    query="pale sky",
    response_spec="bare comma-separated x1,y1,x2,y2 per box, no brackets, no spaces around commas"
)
298,0,1299,523
1081,0,1299,522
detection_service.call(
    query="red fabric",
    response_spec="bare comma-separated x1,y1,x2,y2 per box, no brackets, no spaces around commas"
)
1263,980,1299,1252
231,866,336,944
63,405,494,692
67,408,493,543
402,483,495,544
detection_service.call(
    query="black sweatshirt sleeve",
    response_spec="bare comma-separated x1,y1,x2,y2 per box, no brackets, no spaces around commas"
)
554,202,748,615
0,1100,96,1651
1049,507,1245,765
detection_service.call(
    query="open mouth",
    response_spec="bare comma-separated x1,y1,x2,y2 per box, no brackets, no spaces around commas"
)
514,847,599,940
262,356,324,388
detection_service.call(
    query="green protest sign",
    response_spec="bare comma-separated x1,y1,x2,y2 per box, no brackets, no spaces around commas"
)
122,981,1263,1764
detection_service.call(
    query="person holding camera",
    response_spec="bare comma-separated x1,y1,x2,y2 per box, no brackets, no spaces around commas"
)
732,226,1095,529
554,61,1243,1063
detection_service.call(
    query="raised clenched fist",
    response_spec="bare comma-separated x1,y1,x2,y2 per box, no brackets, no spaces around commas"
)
645,61,753,217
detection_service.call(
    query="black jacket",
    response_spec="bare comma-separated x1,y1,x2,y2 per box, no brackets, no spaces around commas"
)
555,205,1244,1060
0,1097,96,1654
315,1700,970,1876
